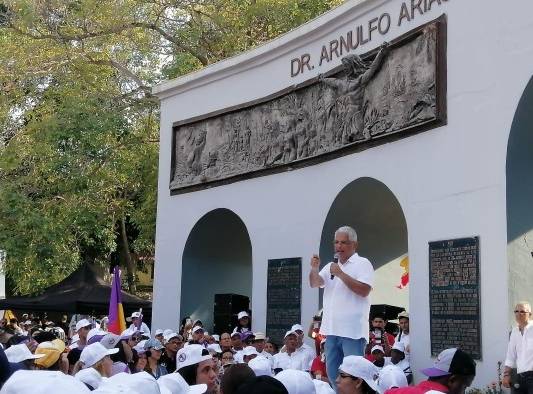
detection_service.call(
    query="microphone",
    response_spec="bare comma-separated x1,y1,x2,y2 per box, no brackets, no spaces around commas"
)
331,253,339,280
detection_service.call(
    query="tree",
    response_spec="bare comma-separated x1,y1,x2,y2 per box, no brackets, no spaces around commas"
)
0,0,341,294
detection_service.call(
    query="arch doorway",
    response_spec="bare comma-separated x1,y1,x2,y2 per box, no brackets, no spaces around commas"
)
319,177,409,315
506,76,533,323
181,208,252,332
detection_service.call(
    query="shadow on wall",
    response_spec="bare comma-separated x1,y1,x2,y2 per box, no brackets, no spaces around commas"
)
181,208,252,332
507,76,533,324
319,177,409,309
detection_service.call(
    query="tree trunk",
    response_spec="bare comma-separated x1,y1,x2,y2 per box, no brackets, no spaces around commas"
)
120,215,137,294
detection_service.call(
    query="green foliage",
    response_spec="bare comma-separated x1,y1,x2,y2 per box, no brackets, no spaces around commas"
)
0,0,340,294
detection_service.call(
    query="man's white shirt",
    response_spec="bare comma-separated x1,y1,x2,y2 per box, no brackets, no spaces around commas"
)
273,348,314,371
505,322,533,374
319,253,374,341
128,322,151,337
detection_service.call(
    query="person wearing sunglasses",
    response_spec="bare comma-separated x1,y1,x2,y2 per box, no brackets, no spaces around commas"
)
143,338,167,379
336,356,379,394
504,301,533,393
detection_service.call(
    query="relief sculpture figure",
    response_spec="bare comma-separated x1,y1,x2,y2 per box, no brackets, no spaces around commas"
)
320,42,389,144
186,129,206,178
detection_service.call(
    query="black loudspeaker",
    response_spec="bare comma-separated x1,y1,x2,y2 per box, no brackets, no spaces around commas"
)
213,294,250,334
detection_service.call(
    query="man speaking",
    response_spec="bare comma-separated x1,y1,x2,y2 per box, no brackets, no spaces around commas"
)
309,225,374,391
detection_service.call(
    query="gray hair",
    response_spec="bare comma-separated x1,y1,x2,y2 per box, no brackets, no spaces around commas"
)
334,226,358,242
516,301,532,312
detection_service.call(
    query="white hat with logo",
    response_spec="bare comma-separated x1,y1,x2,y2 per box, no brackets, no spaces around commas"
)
175,344,212,371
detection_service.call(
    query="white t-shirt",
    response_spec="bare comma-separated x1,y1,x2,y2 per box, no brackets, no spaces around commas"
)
319,253,374,341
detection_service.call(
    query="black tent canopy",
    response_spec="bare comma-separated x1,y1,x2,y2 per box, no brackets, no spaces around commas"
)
0,264,151,315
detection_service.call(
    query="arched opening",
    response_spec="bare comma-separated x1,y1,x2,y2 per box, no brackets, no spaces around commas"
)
181,208,252,332
319,177,409,314
506,76,533,323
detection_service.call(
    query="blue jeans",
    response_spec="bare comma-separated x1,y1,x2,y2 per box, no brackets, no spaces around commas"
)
325,335,366,392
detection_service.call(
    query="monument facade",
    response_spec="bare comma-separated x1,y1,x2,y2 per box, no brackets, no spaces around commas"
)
153,0,533,386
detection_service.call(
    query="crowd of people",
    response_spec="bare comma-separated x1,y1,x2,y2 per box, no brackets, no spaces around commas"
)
0,226,482,393
0,309,476,394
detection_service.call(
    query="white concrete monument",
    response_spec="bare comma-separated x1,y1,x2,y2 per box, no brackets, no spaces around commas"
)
152,0,533,385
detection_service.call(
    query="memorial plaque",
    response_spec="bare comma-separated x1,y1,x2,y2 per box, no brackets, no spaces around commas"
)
266,258,302,346
429,237,481,359
170,16,447,194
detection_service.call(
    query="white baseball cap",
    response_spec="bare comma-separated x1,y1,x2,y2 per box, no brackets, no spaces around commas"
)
377,365,408,394
100,333,121,350
158,371,207,394
87,328,108,344
75,319,92,332
134,340,147,355
371,345,385,354
80,342,119,368
291,324,304,333
5,344,45,363
339,356,379,391
95,372,159,394
420,348,476,377
313,379,335,394
164,332,181,343
248,356,272,377
126,312,142,322
155,329,164,336
175,344,212,371
391,341,406,354
253,332,267,341
284,330,298,339
275,369,316,394
242,346,259,357
211,334,220,342
192,326,204,334
206,344,222,354
237,311,249,320
1,370,90,394
163,329,174,337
